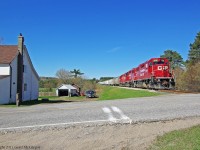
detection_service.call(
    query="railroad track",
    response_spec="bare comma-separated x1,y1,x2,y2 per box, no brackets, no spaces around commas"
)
158,89,198,94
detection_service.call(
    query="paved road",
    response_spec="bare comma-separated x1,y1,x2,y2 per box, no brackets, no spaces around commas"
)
0,93,200,130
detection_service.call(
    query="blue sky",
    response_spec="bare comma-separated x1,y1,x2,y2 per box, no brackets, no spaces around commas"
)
1,0,200,79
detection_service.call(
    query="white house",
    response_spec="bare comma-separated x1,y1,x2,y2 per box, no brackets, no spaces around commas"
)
56,84,78,97
0,34,39,104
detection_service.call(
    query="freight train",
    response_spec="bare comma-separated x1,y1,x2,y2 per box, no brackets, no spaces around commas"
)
99,58,175,90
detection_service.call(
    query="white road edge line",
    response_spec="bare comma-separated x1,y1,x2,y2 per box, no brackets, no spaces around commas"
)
0,119,124,131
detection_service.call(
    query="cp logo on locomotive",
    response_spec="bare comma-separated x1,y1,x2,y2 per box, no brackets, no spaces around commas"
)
158,66,168,70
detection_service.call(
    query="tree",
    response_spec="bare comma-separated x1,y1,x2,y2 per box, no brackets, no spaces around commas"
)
82,79,97,91
160,50,184,69
55,69,72,84
39,77,58,88
39,80,45,88
177,63,200,92
44,81,54,92
188,32,200,64
70,69,84,78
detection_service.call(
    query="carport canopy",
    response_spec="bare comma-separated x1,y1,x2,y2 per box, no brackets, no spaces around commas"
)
56,84,77,96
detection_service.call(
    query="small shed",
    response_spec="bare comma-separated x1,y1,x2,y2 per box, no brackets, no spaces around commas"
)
56,84,78,97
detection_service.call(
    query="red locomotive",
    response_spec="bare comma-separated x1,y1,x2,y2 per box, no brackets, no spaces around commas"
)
119,58,175,89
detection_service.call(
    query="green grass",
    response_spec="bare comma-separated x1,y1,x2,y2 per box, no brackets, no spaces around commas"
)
0,103,18,108
0,96,86,107
0,86,160,107
149,125,200,150
98,86,160,100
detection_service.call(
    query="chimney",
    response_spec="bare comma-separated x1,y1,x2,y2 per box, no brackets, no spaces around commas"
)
17,33,24,104
18,33,24,54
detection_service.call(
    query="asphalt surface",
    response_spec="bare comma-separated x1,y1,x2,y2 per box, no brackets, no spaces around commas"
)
0,93,200,131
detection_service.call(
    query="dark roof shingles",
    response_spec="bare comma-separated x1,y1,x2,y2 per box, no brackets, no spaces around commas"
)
0,45,18,64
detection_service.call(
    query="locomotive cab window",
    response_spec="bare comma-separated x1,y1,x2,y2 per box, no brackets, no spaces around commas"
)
153,59,165,65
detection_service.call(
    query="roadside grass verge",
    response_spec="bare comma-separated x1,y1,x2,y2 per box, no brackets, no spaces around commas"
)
0,99,62,107
0,96,91,107
149,125,200,150
39,96,86,101
0,103,17,108
98,86,160,100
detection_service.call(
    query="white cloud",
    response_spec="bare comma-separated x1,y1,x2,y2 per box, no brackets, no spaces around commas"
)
107,47,122,53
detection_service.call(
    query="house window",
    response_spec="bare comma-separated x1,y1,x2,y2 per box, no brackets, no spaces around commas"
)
23,65,26,73
24,83,27,91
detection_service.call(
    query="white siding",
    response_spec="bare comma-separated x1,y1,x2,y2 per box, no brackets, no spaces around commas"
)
0,76,10,104
10,56,18,103
0,56,18,104
31,72,39,100
22,49,39,101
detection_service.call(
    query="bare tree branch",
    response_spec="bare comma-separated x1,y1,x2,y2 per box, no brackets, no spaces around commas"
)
55,69,72,84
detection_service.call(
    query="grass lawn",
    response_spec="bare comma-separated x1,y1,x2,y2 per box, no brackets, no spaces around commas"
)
149,125,200,150
98,86,160,100
0,96,87,107
0,86,160,107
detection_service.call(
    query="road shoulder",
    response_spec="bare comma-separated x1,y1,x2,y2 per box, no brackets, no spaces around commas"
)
1,117,200,150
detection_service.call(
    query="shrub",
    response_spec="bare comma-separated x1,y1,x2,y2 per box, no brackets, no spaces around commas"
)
175,63,200,92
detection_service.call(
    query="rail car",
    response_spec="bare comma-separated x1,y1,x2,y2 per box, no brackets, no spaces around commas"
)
99,58,175,90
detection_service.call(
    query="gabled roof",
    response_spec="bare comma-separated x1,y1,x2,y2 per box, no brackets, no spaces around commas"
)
57,84,77,90
0,45,39,80
0,45,18,64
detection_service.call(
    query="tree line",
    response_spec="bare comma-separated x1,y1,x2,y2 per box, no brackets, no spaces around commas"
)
160,31,200,92
39,69,98,92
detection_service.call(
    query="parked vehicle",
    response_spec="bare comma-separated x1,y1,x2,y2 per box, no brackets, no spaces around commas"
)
85,90,97,98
